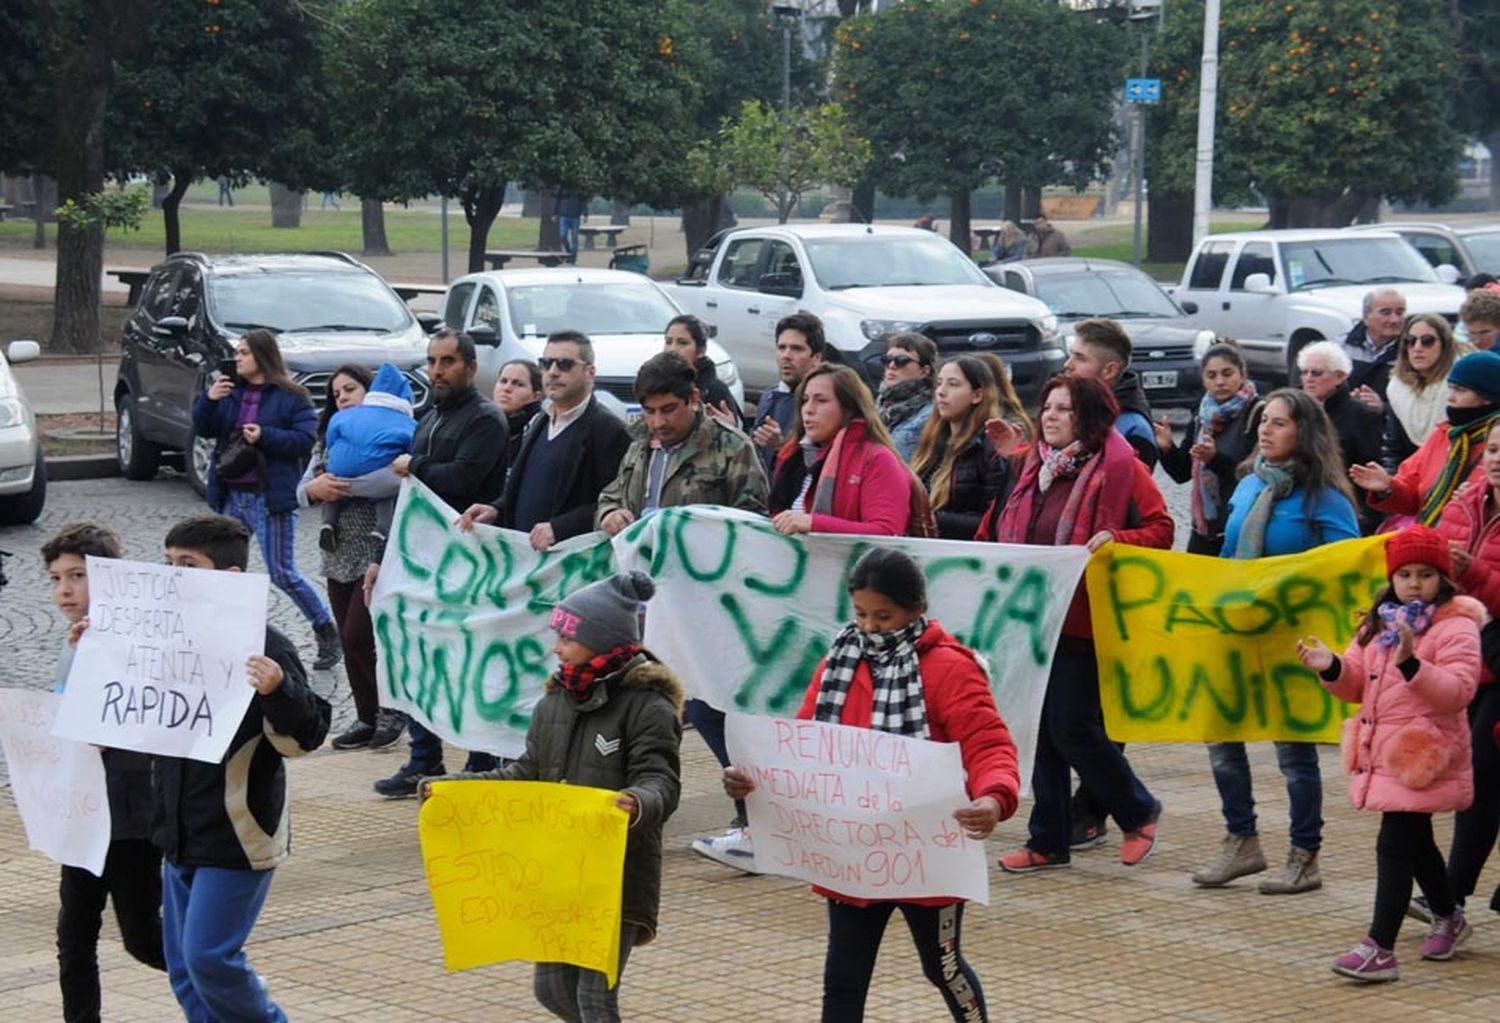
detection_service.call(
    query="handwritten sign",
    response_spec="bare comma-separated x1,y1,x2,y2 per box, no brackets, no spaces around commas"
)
419,780,629,984
53,557,269,763
0,689,110,875
1087,536,1386,743
725,713,988,904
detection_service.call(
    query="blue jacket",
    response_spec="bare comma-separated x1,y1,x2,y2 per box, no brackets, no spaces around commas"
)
888,399,932,463
1220,477,1360,559
192,383,318,516
325,363,415,477
752,384,797,476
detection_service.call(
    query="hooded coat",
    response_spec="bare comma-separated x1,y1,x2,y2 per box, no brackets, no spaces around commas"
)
325,363,416,478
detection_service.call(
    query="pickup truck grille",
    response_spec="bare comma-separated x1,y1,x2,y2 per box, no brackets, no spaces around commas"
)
921,321,1036,355
297,369,432,416
595,378,639,405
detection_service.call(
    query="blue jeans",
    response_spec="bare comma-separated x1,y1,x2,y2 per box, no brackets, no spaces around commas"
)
557,216,580,260
1027,638,1157,856
404,717,494,774
685,698,745,822
1207,741,1323,851
223,489,333,631
162,860,283,1023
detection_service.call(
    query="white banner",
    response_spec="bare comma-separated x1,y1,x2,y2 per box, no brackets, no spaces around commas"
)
54,557,268,763
726,712,989,904
0,689,110,875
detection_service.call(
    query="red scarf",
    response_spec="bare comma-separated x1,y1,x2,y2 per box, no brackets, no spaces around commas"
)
556,644,641,703
992,429,1137,545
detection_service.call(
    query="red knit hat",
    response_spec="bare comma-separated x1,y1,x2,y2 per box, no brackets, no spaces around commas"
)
1385,525,1452,579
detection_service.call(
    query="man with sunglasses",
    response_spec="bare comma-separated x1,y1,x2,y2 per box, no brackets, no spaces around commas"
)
1297,340,1382,531
457,330,629,552
1342,287,1407,412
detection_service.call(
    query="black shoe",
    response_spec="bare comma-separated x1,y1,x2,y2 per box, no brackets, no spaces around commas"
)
312,622,342,670
1070,812,1109,850
369,710,407,750
318,524,338,553
373,762,444,799
331,721,375,750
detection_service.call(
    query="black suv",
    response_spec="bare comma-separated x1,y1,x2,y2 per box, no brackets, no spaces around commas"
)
115,252,432,491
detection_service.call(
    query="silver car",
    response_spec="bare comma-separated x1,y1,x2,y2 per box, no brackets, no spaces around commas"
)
0,340,44,524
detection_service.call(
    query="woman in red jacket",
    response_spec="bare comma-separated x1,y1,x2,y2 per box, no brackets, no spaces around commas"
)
724,548,1019,1023
768,365,928,537
1428,417,1500,921
979,374,1175,872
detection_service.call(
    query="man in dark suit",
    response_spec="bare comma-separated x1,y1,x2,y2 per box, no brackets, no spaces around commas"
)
458,330,629,549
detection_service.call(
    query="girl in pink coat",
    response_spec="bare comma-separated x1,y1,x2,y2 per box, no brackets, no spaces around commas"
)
1296,525,1482,983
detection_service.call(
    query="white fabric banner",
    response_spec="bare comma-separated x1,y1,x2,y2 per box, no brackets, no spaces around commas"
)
0,689,111,875
53,557,268,764
726,712,989,904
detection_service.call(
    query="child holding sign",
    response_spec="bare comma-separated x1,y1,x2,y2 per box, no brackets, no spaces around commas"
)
44,522,167,1023
724,547,1020,1023
1296,526,1481,982
427,570,683,1023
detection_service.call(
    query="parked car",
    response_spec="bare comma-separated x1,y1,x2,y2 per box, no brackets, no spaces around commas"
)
1345,221,1500,284
988,257,1215,409
439,266,744,417
0,339,44,525
662,224,1061,403
115,252,432,492
1170,229,1465,380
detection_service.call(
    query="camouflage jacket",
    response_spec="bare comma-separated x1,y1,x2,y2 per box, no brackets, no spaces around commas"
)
595,411,769,525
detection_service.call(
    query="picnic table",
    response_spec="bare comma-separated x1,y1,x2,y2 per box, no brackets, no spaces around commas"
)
0,203,12,222
106,266,153,306
483,249,572,270
972,225,1004,252
387,282,447,301
578,225,627,250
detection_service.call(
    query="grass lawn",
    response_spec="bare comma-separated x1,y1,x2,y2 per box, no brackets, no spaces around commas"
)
0,207,539,256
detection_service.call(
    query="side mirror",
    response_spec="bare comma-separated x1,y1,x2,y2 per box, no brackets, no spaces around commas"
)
1436,264,1461,285
1243,273,1279,295
1180,300,1199,315
5,339,40,364
467,324,500,347
416,311,443,334
152,316,189,338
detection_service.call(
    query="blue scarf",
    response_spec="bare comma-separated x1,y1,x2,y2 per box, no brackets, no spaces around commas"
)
1191,382,1256,535
1376,600,1436,650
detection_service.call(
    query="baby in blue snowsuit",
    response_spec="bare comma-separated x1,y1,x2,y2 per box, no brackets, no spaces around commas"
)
319,363,416,551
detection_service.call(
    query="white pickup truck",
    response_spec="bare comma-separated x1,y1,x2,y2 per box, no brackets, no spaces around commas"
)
663,224,1062,400
1171,229,1466,380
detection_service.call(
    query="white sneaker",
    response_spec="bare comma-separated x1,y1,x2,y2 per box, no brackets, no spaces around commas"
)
690,827,759,873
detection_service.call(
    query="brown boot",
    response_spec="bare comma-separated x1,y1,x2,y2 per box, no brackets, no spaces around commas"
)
1191,833,1266,887
1258,845,1321,895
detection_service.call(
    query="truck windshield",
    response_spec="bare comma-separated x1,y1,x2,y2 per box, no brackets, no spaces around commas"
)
1280,238,1438,292
506,282,679,337
1034,270,1179,318
1463,231,1500,271
804,236,987,290
209,272,412,334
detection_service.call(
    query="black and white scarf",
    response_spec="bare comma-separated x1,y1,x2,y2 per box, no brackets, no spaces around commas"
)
813,619,930,737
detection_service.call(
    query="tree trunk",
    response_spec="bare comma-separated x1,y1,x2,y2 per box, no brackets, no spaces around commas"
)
1487,132,1500,212
1266,195,1380,229
535,188,560,250
1003,182,1022,222
849,179,876,224
610,199,631,226
161,168,192,255
30,174,51,250
462,183,506,274
1021,186,1042,220
47,46,111,352
1145,190,1194,264
360,198,391,256
681,195,726,263
949,189,972,255
269,182,304,228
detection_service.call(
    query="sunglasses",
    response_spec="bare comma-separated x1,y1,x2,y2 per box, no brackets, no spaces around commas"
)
881,354,917,368
538,357,587,372
1299,368,1327,378
1403,333,1440,349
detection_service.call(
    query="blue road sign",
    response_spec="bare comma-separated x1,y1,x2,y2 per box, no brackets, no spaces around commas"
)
1125,78,1162,103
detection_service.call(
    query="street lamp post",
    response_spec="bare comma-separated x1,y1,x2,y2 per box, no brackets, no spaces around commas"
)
1128,0,1164,267
772,1,801,113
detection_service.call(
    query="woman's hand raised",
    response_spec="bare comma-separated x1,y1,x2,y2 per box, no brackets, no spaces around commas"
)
1348,461,1392,494
984,418,1024,457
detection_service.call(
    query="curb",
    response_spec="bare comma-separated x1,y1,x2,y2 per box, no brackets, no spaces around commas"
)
45,453,121,481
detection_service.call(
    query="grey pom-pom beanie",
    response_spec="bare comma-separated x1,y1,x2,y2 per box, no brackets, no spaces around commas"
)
548,570,656,653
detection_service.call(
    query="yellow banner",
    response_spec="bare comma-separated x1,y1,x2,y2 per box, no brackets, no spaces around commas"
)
1086,536,1387,743
419,780,629,984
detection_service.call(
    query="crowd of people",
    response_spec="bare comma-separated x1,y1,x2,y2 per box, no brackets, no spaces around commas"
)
35,276,1500,1021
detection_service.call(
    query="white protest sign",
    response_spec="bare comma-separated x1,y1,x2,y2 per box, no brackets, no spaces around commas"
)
726,712,988,904
0,689,111,875
614,506,1088,793
370,479,618,757
53,557,269,763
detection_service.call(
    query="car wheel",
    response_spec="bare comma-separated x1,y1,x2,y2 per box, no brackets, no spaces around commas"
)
0,447,46,525
116,397,162,480
185,429,214,496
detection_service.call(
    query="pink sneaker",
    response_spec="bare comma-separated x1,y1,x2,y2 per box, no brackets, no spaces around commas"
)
1332,938,1398,982
998,848,1070,874
1420,910,1471,961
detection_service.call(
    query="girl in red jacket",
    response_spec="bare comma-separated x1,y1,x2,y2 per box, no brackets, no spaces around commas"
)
1296,526,1481,982
723,547,1019,1023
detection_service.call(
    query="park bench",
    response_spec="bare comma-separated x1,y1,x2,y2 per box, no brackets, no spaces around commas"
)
578,225,627,250
106,266,153,306
483,249,572,270
972,225,1005,252
0,203,12,222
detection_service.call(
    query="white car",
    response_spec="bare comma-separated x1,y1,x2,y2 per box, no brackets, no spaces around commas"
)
439,267,744,417
0,340,45,525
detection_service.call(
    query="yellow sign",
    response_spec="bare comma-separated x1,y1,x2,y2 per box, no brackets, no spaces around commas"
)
419,780,629,984
1086,536,1387,743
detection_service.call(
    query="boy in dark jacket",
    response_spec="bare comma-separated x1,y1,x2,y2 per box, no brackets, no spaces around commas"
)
154,514,330,1023
426,570,683,1023
44,522,166,1023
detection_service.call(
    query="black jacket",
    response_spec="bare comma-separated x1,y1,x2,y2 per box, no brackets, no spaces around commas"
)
410,386,510,511
1323,384,1385,531
1345,325,1399,401
694,355,742,425
499,394,630,541
505,400,543,470
151,627,330,870
1159,397,1263,539
926,433,1009,540
1382,408,1419,475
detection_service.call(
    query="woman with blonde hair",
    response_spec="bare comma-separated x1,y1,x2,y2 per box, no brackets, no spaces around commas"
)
991,220,1027,263
1384,313,1467,472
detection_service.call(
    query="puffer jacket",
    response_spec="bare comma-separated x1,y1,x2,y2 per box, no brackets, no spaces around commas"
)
1368,420,1486,520
1434,483,1500,685
925,432,1008,541
462,654,684,942
795,619,1019,908
1324,596,1484,814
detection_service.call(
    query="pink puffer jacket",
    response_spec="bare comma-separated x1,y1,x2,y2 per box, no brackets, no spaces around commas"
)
1325,595,1484,814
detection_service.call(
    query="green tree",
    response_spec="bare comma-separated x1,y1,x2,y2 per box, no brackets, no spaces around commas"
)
837,0,1122,250
1452,0,1500,209
705,100,871,224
